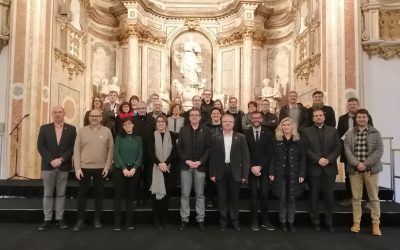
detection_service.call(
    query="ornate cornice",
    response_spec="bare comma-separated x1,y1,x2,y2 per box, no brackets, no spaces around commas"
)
119,24,166,45
217,26,266,46
184,19,200,30
363,44,400,60
294,54,320,82
54,48,86,80
0,0,10,53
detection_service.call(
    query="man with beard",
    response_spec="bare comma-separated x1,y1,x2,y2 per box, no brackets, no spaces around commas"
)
307,91,336,127
226,96,245,133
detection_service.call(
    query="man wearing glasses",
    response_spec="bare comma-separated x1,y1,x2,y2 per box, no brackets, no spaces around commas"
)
73,109,114,231
177,108,211,231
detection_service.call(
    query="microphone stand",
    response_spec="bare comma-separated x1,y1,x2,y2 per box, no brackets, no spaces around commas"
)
8,114,31,180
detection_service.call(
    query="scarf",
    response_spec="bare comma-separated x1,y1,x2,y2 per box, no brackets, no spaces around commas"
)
118,112,133,119
149,130,173,200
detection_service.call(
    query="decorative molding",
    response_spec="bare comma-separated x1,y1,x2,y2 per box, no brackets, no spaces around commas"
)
294,54,320,82
0,0,10,53
184,19,200,30
379,10,400,40
119,24,166,45
363,44,400,60
54,48,86,80
217,26,266,46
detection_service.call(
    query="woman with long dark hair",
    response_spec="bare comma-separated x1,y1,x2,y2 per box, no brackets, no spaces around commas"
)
83,96,108,126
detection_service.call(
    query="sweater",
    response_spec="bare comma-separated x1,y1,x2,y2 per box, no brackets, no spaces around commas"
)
114,134,143,169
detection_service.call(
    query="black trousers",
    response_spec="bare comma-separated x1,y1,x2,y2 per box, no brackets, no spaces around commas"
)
248,173,270,223
215,164,241,227
77,168,104,220
113,168,141,224
152,194,170,226
309,174,336,226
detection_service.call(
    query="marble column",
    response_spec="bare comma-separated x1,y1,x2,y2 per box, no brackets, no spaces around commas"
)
128,33,140,99
241,29,253,109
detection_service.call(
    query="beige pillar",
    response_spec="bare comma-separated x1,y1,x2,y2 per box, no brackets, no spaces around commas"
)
241,29,253,110
128,34,140,98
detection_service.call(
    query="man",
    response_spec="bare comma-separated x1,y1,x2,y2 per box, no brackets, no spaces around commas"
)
344,109,383,236
133,101,156,205
279,91,309,133
200,89,214,115
226,96,245,133
244,111,275,231
37,106,76,231
103,90,120,138
337,97,373,206
148,93,160,113
308,90,336,127
73,109,114,231
210,114,250,231
260,99,278,132
149,99,166,119
302,109,341,232
183,95,207,125
177,108,211,231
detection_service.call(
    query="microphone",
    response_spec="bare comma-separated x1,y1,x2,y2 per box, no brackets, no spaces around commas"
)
23,114,30,118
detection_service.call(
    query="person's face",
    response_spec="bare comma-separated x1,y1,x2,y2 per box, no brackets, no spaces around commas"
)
347,101,359,114
89,110,102,126
251,113,263,128
192,97,202,108
122,120,134,134
261,101,270,112
52,107,65,123
137,104,147,116
122,104,130,113
211,109,222,122
93,98,102,109
356,113,369,127
174,98,182,105
214,101,222,109
281,120,293,135
108,92,118,103
288,93,298,104
189,110,201,124
156,117,167,131
153,101,162,112
130,99,138,108
222,116,235,131
203,91,212,102
312,110,325,125
152,95,159,103
172,105,181,115
248,104,257,113
312,93,323,104
229,98,238,109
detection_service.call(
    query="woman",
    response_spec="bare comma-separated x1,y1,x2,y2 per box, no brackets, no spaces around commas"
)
205,107,223,137
213,99,225,114
148,115,177,229
113,118,143,231
269,117,306,232
116,102,134,135
167,103,184,134
129,95,140,116
83,96,108,126
241,101,258,131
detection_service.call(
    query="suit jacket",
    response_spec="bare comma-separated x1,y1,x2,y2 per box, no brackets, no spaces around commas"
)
103,102,120,137
337,112,373,162
279,103,310,133
302,125,341,177
37,123,77,171
209,132,250,182
244,127,274,176
177,125,211,172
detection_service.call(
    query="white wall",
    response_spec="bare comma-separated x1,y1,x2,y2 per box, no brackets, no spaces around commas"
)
0,45,10,179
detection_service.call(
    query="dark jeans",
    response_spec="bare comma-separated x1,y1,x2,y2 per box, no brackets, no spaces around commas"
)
113,167,140,225
77,168,104,220
215,164,241,227
248,173,270,224
309,174,336,226
278,176,296,223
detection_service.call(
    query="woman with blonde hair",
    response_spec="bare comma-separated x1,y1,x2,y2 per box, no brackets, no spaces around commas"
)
269,117,306,232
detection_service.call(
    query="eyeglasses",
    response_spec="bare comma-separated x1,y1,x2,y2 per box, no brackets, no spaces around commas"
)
123,123,133,127
157,120,166,123
189,114,201,117
89,115,101,118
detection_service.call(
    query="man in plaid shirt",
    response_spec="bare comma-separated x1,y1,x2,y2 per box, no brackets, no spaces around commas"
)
344,109,383,236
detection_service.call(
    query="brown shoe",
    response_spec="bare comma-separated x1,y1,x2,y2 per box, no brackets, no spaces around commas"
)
350,223,360,233
372,223,382,236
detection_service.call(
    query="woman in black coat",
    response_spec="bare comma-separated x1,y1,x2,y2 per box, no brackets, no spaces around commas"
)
269,117,306,232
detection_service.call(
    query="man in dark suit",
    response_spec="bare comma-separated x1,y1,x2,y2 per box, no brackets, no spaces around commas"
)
37,106,77,231
177,108,211,231
210,114,250,231
103,90,120,138
244,111,275,231
307,90,336,127
279,91,309,133
337,97,373,206
302,109,341,232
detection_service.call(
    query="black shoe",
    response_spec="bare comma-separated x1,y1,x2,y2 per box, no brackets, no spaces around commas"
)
261,221,275,231
113,222,122,231
38,221,51,231
220,225,227,232
73,220,85,231
339,199,352,207
313,224,321,231
288,223,296,232
179,221,187,231
93,218,102,229
198,222,205,231
56,220,68,229
250,221,260,231
326,225,335,232
233,225,241,231
280,222,287,232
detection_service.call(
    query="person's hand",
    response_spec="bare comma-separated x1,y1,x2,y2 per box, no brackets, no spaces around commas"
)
269,175,274,181
102,168,109,178
185,160,194,168
50,158,62,168
299,177,304,183
129,168,136,177
75,169,83,180
357,162,366,172
251,166,261,176
192,161,201,168
241,178,247,184
210,176,216,182
318,158,329,167
123,168,130,177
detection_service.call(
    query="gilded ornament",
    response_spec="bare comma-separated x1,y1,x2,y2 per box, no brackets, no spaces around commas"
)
54,48,86,80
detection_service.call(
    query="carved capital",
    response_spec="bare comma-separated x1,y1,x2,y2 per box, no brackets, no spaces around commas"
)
379,10,400,40
119,24,166,45
294,54,320,82
184,19,200,30
363,44,400,60
217,26,265,47
54,48,86,80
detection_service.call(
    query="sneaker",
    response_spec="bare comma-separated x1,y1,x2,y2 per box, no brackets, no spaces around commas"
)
93,218,102,229
55,220,68,229
250,222,260,231
198,222,205,231
339,199,352,207
73,220,85,231
261,221,275,231
179,221,187,231
288,223,296,232
38,221,51,231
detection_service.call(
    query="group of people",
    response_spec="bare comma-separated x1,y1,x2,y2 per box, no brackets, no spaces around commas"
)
36,89,383,236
